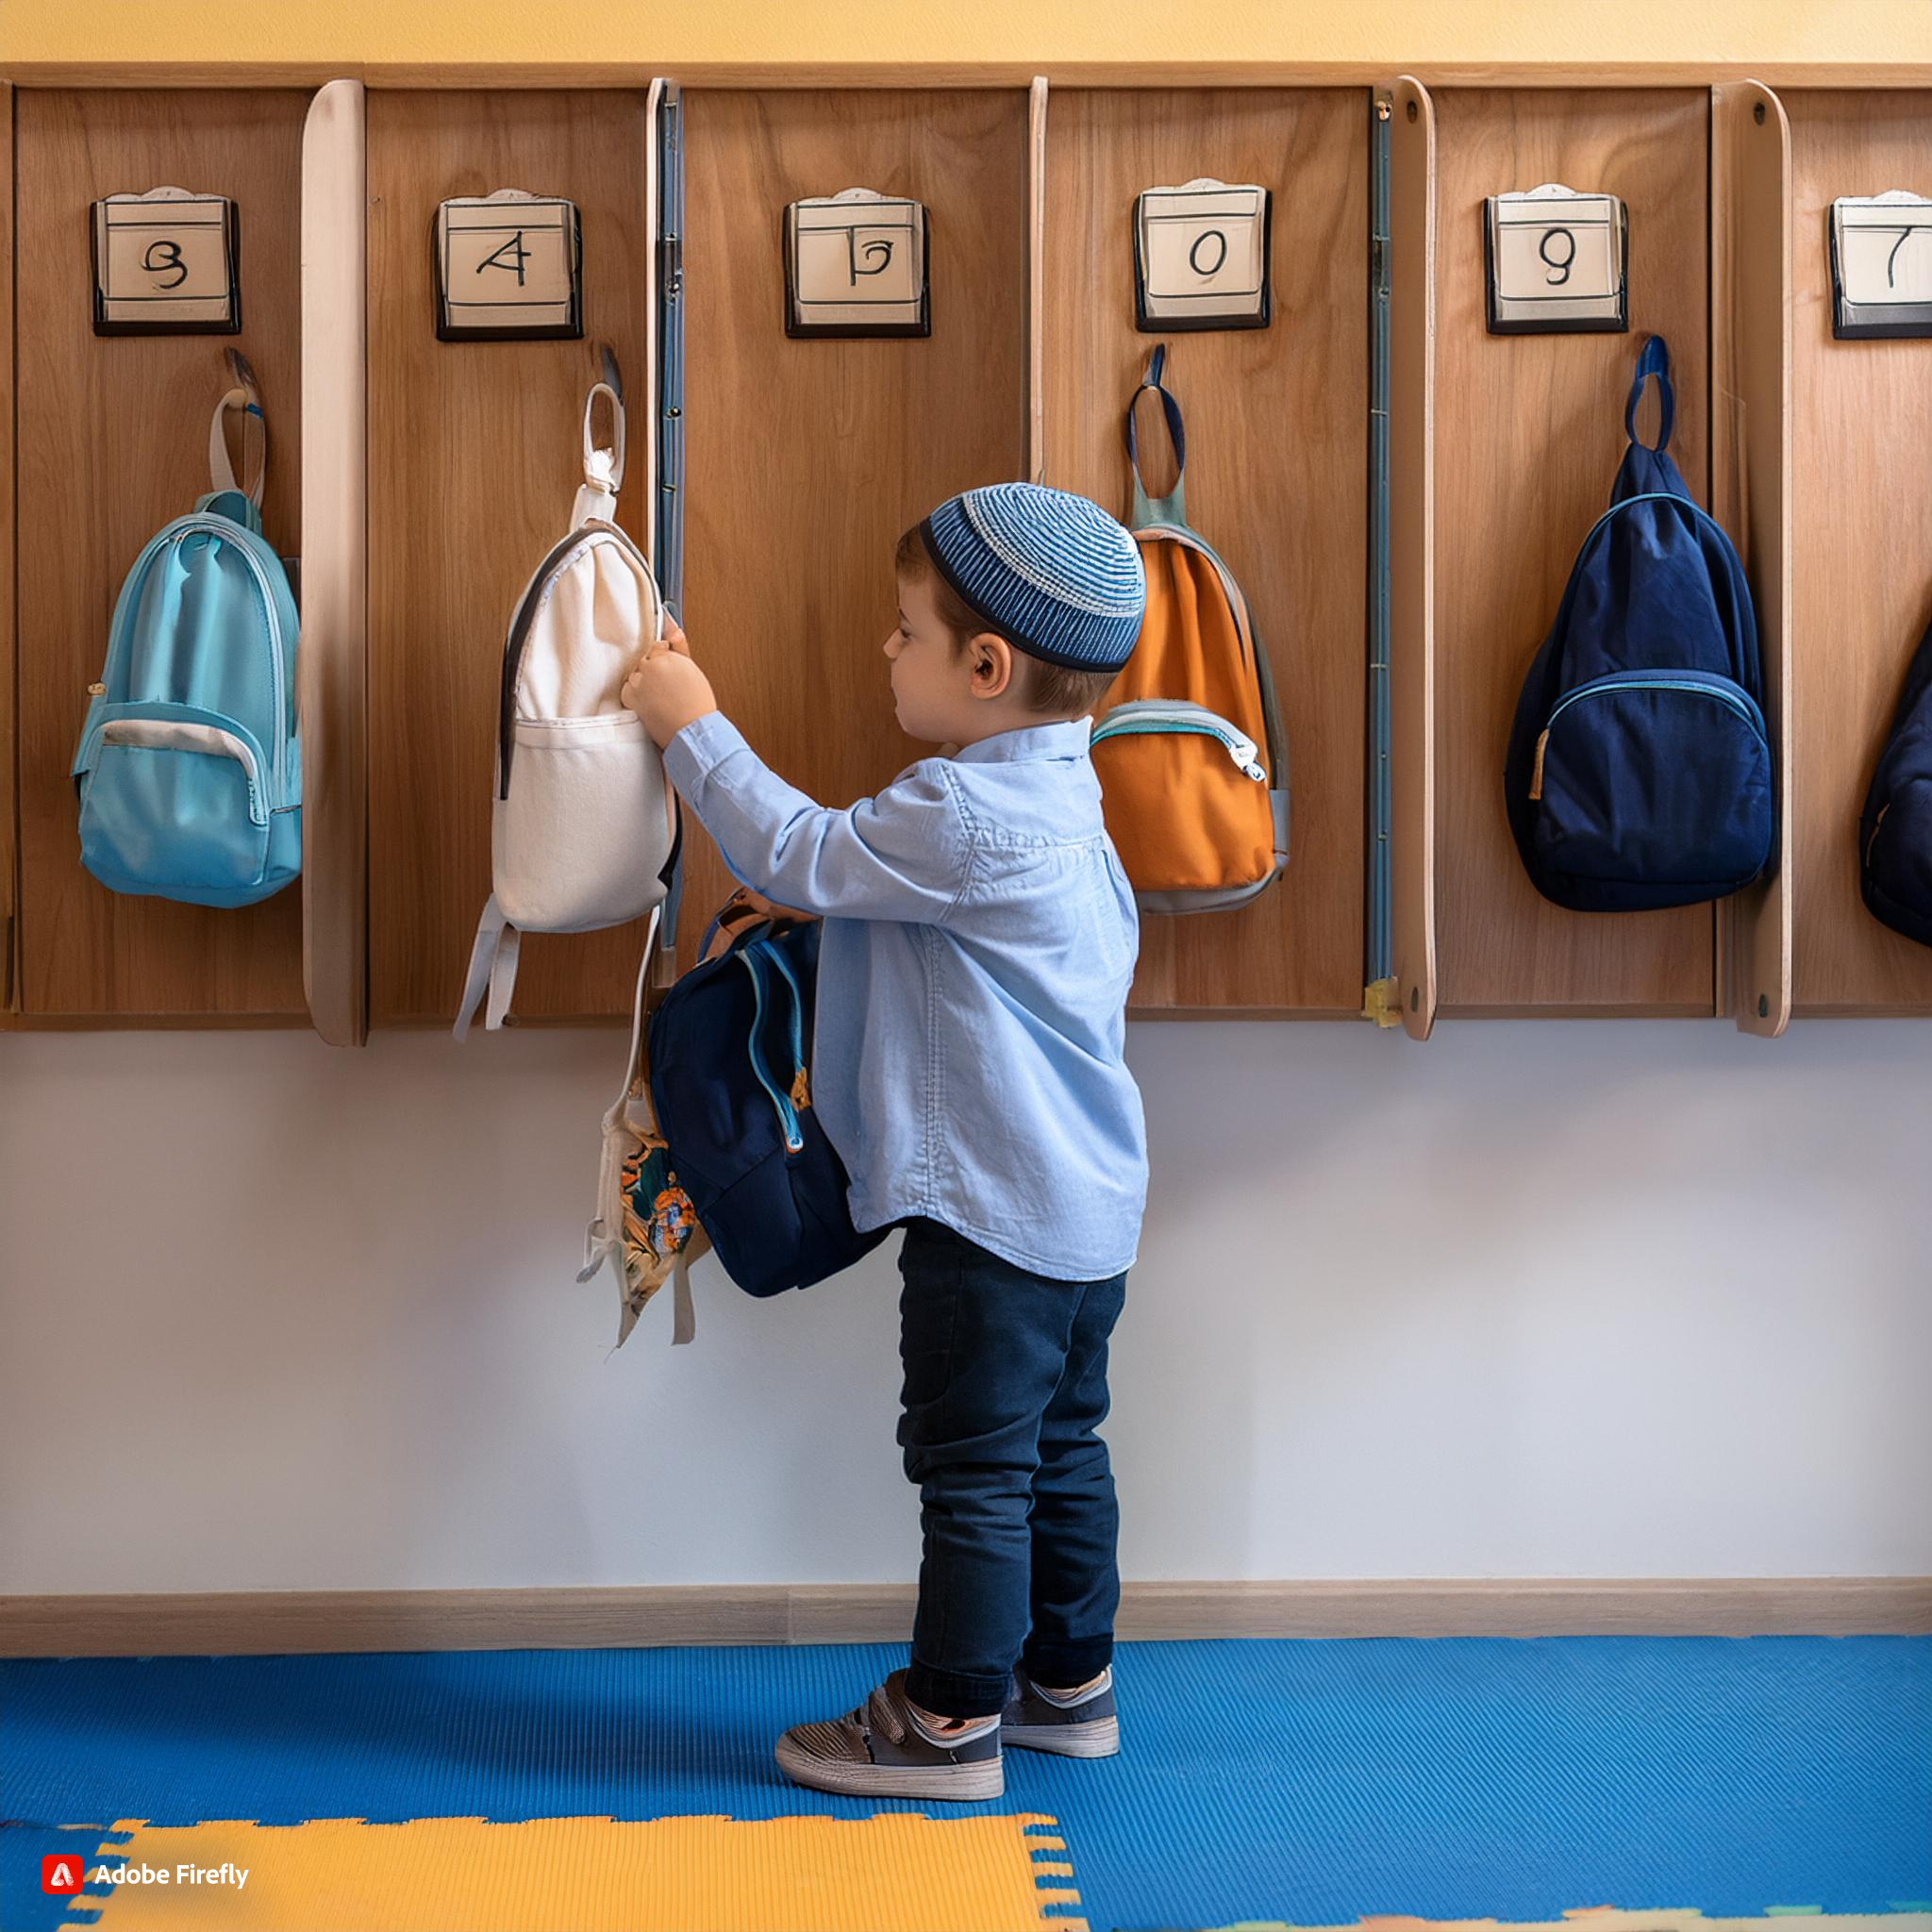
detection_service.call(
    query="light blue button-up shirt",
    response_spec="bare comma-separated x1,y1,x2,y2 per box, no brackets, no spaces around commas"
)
660,708,1147,1280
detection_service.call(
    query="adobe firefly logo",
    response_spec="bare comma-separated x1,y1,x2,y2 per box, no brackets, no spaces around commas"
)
42,1852,84,1893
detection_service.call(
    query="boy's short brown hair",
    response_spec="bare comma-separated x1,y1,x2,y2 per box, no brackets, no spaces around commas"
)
896,525,1118,719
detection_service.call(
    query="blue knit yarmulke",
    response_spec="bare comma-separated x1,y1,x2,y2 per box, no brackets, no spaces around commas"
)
919,482,1145,672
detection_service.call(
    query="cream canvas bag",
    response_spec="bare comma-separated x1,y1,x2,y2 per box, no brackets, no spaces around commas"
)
455,369,678,1039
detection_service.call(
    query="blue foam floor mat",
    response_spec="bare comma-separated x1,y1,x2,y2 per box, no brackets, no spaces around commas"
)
5,1634,1928,1929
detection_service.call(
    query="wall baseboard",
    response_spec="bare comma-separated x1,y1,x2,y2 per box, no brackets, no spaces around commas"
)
5,1575,1927,1657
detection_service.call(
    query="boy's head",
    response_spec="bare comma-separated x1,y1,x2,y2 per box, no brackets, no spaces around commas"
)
886,482,1144,749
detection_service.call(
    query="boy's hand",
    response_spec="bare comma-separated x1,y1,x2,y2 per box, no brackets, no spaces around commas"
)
622,616,718,748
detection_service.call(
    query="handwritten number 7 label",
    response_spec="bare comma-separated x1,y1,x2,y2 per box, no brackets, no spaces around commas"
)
1831,194,1932,340
1485,187,1627,335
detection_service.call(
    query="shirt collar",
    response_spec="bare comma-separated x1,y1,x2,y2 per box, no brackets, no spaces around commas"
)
951,717,1094,765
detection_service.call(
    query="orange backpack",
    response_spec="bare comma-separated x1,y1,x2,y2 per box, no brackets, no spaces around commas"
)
1089,345,1289,913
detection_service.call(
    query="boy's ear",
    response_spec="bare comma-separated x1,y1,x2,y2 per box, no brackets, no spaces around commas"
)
969,632,1015,701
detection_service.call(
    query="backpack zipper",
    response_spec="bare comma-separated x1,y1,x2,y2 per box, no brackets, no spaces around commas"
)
1528,674,1768,803
737,943,805,1154
1090,700,1266,780
102,514,291,806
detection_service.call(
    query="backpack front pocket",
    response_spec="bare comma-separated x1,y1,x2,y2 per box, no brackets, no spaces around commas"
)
495,711,669,932
1090,698,1274,892
1528,669,1774,891
77,715,272,899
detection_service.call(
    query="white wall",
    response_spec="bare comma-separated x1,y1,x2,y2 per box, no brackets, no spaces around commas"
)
3,1017,1928,1594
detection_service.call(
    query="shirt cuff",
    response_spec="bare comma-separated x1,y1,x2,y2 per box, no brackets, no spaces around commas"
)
662,708,745,791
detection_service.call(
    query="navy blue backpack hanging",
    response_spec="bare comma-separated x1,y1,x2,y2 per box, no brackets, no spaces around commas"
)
647,898,888,1300
1503,335,1774,911
1858,613,1932,947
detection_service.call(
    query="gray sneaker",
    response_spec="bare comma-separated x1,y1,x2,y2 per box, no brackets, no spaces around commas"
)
773,1667,1004,1800
1000,1662,1120,1757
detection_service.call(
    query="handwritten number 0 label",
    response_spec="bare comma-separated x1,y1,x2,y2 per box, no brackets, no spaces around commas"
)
1539,226,1576,286
1188,227,1229,278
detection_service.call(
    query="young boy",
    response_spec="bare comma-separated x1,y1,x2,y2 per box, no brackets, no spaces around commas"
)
621,481,1147,1803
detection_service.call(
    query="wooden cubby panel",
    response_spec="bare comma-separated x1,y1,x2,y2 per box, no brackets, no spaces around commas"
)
13,89,308,1020
365,90,653,1026
1041,88,1370,1016
675,88,1029,976
1,84,14,1013
1432,89,1716,1015
1786,91,1932,1015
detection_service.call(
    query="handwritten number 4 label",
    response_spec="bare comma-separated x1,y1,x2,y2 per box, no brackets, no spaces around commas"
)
477,230,531,286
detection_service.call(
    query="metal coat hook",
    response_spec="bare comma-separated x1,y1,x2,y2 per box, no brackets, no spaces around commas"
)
594,340,623,404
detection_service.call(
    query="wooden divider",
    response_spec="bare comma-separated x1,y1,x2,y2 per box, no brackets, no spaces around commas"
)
673,88,1030,976
1,84,15,1014
300,78,367,1046
1785,91,1932,1015
1041,88,1370,1015
1711,81,1793,1036
1389,77,1438,1039
12,89,309,1020
1431,89,1715,1016
365,90,653,1025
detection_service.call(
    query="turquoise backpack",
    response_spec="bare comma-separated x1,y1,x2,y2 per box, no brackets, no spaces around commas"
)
71,353,302,908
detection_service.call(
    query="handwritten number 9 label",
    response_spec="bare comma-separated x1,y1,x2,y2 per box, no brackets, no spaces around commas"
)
1485,187,1628,335
92,190,241,335
1831,194,1932,340
785,191,930,339
1134,179,1272,332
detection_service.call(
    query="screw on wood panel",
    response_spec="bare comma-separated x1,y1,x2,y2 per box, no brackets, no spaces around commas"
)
1758,992,1769,1016
1410,986,1419,1010
1754,102,1766,125
1407,100,1418,123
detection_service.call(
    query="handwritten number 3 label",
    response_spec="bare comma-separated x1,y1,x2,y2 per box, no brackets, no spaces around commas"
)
1538,226,1575,286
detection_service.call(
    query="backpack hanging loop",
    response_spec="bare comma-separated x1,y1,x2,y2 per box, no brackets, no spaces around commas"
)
574,357,626,528
1624,333,1674,454
207,349,267,512
1123,340,1188,529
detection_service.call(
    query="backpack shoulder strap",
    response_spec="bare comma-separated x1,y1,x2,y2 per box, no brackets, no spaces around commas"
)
1124,341,1188,531
453,895,521,1041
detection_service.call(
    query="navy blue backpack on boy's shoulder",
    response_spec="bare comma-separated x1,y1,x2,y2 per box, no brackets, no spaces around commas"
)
1858,613,1932,947
647,896,888,1301
1503,335,1774,912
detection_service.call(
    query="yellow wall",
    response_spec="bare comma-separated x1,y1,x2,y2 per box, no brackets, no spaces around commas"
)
3,0,1931,71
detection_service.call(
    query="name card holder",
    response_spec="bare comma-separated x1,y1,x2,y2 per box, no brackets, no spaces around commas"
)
1830,192,1932,340
784,189,930,340
1484,184,1627,335
92,187,241,336
434,190,583,342
1133,177,1272,333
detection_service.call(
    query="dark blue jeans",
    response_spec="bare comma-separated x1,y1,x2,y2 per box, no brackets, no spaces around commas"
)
893,1215,1127,1719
